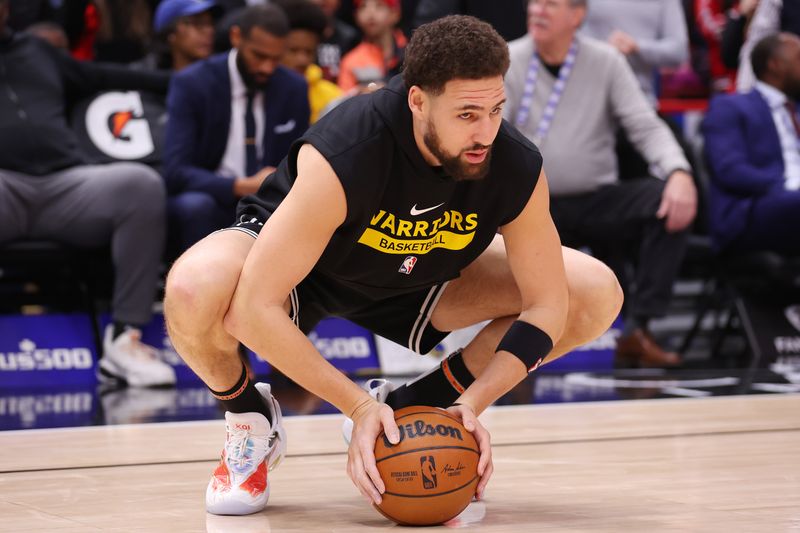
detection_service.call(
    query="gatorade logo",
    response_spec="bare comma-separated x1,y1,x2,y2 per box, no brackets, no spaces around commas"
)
85,91,154,160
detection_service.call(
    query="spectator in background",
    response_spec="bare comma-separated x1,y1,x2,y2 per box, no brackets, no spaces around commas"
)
8,0,90,55
92,0,153,63
274,0,342,123
7,0,71,32
163,4,309,254
584,0,695,189
311,0,359,81
0,0,175,387
137,0,220,71
338,0,405,92
719,0,761,70
412,0,528,42
505,0,697,367
25,20,69,49
703,33,800,255
737,0,800,91
582,0,690,105
696,0,755,92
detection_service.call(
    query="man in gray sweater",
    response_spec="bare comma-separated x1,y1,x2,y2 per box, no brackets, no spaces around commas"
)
581,0,689,105
505,0,697,367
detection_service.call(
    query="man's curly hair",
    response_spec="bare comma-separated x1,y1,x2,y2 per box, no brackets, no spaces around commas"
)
403,15,510,95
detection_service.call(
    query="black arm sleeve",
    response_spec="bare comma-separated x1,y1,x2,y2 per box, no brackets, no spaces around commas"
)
47,44,170,100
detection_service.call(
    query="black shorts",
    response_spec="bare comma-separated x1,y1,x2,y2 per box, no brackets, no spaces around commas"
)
223,224,451,354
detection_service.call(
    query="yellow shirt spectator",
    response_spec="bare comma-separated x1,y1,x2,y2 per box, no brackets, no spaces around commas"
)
306,63,342,123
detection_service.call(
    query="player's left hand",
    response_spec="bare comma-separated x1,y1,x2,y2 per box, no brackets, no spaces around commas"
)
658,170,697,233
446,403,493,500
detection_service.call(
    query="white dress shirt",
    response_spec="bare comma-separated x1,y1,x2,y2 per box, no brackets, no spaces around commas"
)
755,81,800,191
217,49,265,179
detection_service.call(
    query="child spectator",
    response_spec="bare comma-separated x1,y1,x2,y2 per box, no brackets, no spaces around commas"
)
311,0,359,81
138,0,221,71
338,0,405,92
275,0,343,122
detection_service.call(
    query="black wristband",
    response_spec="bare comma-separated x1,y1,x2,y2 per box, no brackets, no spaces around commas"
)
496,320,554,373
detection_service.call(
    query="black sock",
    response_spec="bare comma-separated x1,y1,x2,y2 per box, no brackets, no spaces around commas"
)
386,349,475,409
209,365,272,423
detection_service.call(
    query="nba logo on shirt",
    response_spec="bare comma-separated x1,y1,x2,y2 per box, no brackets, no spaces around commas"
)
399,256,417,275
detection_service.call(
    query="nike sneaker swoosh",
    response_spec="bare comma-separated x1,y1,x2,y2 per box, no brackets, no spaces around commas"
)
410,202,445,216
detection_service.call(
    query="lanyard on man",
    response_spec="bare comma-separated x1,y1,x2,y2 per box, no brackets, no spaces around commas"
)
515,40,579,145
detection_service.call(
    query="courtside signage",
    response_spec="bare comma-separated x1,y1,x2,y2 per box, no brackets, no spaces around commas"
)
0,314,98,387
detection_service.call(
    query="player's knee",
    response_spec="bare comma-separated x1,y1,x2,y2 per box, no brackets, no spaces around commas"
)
164,254,231,331
604,265,624,323
571,260,623,334
587,262,623,332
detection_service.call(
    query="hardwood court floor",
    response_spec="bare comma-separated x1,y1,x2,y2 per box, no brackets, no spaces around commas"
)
0,394,798,532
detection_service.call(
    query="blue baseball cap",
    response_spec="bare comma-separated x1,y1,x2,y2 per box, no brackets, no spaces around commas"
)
154,0,221,33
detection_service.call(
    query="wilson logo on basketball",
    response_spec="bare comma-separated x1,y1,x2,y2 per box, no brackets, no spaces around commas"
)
420,456,438,489
382,418,463,447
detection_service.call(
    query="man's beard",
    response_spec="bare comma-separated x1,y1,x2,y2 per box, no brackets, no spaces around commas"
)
786,79,800,102
423,120,492,182
236,51,270,90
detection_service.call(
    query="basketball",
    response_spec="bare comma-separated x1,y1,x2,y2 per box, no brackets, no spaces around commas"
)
373,406,480,526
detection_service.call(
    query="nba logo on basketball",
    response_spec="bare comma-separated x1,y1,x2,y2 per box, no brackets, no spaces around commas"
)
420,456,437,489
399,256,417,275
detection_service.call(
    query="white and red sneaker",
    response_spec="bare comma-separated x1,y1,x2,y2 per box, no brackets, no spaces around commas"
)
205,383,287,515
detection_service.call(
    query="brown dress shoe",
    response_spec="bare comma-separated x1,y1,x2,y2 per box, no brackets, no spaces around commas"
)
615,328,681,368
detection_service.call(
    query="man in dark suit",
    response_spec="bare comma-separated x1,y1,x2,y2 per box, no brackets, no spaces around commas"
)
703,32,800,256
163,4,310,254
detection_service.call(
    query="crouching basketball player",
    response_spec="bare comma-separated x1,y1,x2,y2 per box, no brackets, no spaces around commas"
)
164,15,623,515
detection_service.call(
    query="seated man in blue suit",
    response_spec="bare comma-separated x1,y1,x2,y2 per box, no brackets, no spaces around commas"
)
163,4,310,254
703,32,800,256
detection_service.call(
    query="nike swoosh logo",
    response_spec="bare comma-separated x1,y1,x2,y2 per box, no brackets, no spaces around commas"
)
410,202,445,216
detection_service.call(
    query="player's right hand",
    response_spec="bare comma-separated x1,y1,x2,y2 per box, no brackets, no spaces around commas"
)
347,400,399,505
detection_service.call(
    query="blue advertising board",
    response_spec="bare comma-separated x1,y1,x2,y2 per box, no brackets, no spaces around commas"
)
0,313,98,388
537,318,621,374
247,317,381,376
0,312,382,389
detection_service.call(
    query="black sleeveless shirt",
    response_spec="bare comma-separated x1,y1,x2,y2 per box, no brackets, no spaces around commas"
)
237,76,544,299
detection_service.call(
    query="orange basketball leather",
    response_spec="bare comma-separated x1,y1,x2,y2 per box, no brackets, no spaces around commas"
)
374,406,480,526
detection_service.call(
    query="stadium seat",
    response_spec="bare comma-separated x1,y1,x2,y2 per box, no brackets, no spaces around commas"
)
0,240,112,353
679,143,800,368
